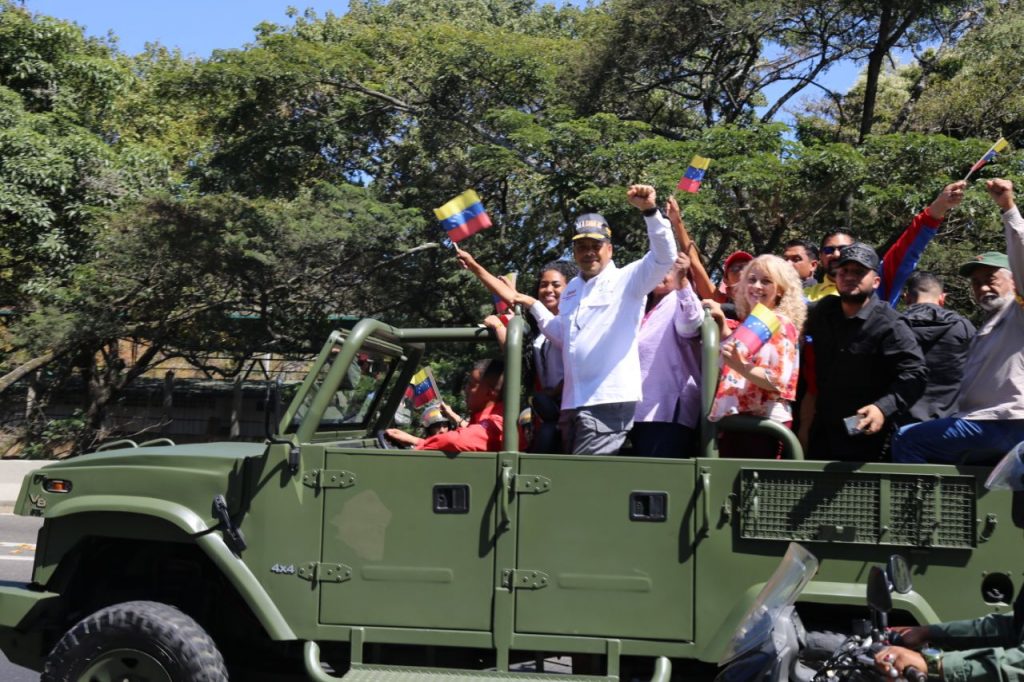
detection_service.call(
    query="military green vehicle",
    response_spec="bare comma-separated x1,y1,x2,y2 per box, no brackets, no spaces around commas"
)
0,315,1016,681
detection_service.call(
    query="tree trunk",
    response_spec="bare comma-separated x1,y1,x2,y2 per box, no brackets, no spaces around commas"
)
858,4,893,144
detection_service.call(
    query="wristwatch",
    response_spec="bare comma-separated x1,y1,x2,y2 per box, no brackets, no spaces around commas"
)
921,647,943,679
641,206,659,217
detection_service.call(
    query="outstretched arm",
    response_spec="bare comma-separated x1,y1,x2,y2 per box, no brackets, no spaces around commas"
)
666,196,716,300
454,246,519,305
877,181,965,306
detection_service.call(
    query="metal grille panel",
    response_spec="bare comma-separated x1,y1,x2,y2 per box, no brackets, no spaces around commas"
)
738,469,975,548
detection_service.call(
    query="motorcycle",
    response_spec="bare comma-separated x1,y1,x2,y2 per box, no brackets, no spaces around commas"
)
714,543,925,682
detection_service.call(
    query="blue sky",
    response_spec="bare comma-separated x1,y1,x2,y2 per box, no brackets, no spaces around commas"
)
24,0,866,120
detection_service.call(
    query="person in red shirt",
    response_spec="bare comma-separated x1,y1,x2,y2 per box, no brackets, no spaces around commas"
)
386,359,505,452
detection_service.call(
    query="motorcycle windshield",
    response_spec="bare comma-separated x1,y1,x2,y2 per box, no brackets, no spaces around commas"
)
718,542,819,666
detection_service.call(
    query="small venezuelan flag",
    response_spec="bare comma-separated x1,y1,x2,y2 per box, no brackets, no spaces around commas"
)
727,303,780,356
406,368,440,408
966,137,1009,179
434,189,493,243
677,155,711,193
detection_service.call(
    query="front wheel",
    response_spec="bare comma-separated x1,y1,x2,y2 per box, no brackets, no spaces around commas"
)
42,600,228,682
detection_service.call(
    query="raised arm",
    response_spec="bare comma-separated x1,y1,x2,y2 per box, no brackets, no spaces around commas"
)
623,184,678,297
454,247,519,305
877,181,965,306
666,195,716,300
987,179,1024,294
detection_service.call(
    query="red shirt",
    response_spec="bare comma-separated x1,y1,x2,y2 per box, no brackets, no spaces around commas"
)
416,403,505,452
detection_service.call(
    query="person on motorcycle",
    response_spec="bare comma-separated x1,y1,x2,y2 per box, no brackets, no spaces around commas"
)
874,440,1024,680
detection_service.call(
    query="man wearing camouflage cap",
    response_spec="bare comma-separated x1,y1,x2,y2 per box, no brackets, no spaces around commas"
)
514,185,676,455
893,179,1024,465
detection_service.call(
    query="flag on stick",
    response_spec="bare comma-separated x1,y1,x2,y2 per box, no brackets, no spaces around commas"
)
964,137,1009,181
434,190,493,243
725,303,780,356
405,368,440,408
677,155,712,193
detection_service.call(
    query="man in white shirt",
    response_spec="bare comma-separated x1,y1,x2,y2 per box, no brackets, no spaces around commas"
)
514,185,677,454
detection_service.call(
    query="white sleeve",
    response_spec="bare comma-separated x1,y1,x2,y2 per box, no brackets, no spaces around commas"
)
624,211,678,297
1002,205,1024,295
529,300,564,349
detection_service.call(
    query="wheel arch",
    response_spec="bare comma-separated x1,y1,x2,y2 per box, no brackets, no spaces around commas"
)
41,499,296,643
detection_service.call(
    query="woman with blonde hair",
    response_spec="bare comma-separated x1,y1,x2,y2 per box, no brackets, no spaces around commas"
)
703,254,805,458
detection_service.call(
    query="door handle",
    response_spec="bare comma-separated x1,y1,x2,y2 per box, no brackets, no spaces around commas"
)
500,464,513,527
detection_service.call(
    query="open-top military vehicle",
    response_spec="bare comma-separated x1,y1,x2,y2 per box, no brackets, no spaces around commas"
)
0,314,1019,680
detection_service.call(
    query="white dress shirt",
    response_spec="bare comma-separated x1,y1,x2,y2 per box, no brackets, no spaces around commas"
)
529,212,677,410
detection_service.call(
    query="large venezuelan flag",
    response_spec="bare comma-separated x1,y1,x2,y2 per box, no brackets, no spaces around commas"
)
727,303,780,356
677,155,711,193
434,190,493,242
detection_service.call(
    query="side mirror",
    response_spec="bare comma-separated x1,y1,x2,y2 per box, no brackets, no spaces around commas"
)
866,565,893,615
888,555,912,594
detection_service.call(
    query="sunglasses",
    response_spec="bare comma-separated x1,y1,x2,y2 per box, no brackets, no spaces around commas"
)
821,245,848,255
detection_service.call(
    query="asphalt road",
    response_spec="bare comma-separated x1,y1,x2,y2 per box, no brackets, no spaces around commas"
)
0,513,43,682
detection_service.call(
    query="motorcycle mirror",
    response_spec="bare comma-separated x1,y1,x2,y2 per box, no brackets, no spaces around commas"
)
888,555,912,594
866,565,893,614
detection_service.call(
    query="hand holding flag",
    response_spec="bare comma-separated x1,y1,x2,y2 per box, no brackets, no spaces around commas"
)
724,303,780,357
406,367,441,408
964,137,1008,181
677,155,711,193
434,190,492,243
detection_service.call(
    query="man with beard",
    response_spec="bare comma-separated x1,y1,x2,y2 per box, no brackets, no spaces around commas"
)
892,179,1024,465
798,243,927,461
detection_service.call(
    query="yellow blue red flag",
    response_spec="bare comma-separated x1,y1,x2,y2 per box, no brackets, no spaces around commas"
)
677,155,711,193
727,303,780,356
405,368,440,408
965,137,1009,180
434,190,493,242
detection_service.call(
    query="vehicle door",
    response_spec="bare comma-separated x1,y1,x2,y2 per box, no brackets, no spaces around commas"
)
513,454,698,641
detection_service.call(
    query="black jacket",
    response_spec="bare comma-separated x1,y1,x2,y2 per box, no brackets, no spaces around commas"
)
900,303,976,423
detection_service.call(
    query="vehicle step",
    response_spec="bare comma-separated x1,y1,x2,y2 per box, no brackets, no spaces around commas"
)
339,663,611,680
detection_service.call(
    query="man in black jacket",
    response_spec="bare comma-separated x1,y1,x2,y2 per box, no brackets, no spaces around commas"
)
898,271,976,424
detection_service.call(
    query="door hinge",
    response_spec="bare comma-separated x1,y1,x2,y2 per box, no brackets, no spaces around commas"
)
297,562,352,583
302,469,357,490
502,568,550,590
513,475,551,494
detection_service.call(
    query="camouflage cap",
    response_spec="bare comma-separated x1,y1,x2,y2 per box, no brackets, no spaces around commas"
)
836,242,879,271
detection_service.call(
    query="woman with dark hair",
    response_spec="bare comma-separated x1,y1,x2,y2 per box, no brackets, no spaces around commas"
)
455,249,577,453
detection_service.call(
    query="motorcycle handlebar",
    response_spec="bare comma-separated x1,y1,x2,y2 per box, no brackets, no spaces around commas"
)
903,665,926,682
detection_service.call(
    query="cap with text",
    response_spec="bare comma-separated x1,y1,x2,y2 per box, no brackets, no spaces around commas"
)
572,213,612,242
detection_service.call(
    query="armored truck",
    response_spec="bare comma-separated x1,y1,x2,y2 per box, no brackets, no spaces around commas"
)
0,315,1017,681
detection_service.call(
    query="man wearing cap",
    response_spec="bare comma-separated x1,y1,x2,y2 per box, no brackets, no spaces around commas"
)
513,184,677,455
803,182,966,305
799,242,927,461
712,250,753,320
892,179,1024,465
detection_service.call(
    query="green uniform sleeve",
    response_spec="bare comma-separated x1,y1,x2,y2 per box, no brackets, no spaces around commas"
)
926,614,1024,681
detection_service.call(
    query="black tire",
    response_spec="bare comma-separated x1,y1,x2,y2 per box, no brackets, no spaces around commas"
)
42,600,228,682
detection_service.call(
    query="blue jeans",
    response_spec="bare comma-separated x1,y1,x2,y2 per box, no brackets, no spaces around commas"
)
891,418,1024,465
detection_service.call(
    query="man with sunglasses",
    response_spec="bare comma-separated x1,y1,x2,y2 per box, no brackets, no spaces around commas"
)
803,181,967,306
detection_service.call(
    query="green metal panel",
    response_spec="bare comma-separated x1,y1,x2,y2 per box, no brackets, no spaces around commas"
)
514,455,696,641
693,458,1022,663
319,449,498,630
338,665,607,680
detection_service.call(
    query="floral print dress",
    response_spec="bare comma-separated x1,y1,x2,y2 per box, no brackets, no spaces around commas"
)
708,313,800,424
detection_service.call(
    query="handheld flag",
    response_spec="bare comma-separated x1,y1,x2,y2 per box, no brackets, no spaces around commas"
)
406,368,440,408
965,137,1009,181
434,190,493,243
677,155,711,193
726,303,780,356
493,272,517,314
